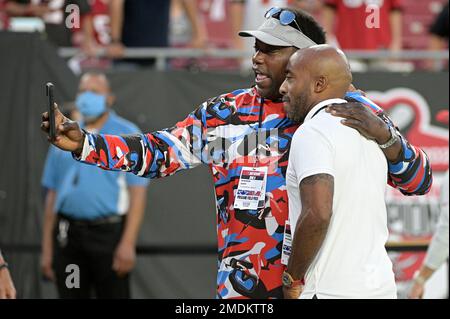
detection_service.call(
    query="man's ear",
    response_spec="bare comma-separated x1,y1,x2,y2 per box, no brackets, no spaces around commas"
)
106,94,116,107
314,76,328,93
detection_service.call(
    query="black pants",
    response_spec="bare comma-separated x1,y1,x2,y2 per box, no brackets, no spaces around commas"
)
53,214,130,299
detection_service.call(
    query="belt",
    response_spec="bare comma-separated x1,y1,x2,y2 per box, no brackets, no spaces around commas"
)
58,212,124,226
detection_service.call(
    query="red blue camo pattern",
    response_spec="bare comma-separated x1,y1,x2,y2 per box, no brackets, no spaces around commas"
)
77,87,432,299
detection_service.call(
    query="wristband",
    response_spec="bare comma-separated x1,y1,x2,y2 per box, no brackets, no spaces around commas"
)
282,271,303,288
378,125,399,149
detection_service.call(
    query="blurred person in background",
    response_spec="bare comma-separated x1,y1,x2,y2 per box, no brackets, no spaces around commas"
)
294,0,323,13
168,0,208,70
40,72,148,298
41,8,432,299
408,110,449,299
4,0,92,47
73,0,112,57
69,0,114,71
322,0,403,71
322,0,403,52
0,250,16,299
108,0,206,69
427,1,448,70
169,0,207,49
0,0,11,29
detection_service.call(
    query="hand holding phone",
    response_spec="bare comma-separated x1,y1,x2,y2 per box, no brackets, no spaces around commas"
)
46,82,56,141
41,83,85,155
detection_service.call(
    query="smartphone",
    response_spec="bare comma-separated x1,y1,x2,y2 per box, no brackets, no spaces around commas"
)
46,82,56,141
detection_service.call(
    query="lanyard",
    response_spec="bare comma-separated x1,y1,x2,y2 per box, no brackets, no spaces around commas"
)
255,97,265,166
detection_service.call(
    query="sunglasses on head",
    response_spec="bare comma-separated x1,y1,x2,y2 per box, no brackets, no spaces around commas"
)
264,7,302,32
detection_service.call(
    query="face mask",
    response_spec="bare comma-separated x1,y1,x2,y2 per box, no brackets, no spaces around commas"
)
75,91,107,120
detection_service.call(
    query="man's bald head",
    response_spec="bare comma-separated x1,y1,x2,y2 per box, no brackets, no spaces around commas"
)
291,44,352,98
279,44,352,123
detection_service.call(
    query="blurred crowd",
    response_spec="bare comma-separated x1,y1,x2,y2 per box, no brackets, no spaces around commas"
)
0,0,448,71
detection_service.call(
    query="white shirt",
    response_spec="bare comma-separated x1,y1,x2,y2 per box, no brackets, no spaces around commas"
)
286,98,397,299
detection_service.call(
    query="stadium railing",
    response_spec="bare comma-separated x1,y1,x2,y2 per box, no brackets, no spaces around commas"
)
57,48,450,71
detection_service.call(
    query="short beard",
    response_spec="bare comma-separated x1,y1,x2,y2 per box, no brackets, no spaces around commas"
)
289,92,310,124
